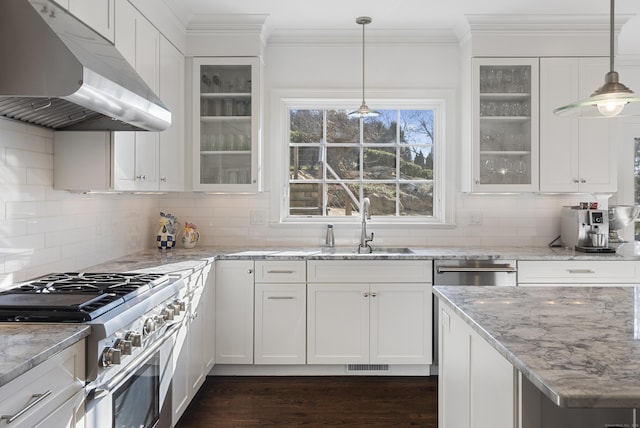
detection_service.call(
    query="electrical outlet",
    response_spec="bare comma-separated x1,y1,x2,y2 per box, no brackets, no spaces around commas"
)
469,211,483,225
250,210,266,225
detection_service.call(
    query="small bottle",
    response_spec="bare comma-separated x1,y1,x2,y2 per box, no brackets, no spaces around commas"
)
325,224,335,248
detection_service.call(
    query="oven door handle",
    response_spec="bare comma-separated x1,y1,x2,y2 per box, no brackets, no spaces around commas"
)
88,322,181,399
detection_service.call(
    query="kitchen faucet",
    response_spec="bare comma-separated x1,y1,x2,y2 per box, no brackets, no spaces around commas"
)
358,197,374,253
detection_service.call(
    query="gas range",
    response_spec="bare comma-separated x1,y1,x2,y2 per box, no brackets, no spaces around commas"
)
0,271,188,383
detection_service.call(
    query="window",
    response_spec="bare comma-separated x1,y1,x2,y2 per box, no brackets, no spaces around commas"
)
635,137,640,240
285,102,444,223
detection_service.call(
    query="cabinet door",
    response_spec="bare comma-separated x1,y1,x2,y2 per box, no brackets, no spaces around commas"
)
172,311,190,424
112,132,159,191
215,260,254,364
370,283,432,365
471,57,540,192
539,57,615,193
192,57,260,192
158,36,185,191
255,283,306,364
307,283,369,364
68,0,115,42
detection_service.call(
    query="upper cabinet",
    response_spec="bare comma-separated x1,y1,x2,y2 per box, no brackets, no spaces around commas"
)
57,0,115,42
539,57,616,193
469,58,540,192
191,57,261,192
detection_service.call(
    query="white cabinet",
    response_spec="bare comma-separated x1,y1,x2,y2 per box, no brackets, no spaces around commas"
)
0,341,85,428
57,0,115,42
439,305,516,428
53,31,184,192
192,57,261,192
306,260,432,365
113,0,161,191
539,57,616,193
158,36,185,191
468,57,540,192
215,260,255,364
172,263,215,425
254,261,306,364
518,260,640,285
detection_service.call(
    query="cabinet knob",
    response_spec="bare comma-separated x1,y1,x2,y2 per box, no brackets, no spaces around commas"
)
160,177,167,182
136,175,146,180
573,179,580,183
364,292,369,298
248,269,253,274
580,179,587,183
370,292,377,298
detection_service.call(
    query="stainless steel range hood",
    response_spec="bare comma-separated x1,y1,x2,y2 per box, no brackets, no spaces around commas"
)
0,0,171,131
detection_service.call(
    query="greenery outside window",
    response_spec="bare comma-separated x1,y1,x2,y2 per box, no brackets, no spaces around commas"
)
285,101,445,223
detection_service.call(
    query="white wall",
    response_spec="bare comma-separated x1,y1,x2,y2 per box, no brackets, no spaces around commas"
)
0,119,158,287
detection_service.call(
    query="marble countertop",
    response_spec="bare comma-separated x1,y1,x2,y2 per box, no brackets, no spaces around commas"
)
434,285,640,408
0,324,90,388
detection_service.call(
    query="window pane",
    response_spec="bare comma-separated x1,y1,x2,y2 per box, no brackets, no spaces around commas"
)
290,109,323,143
327,183,360,217
364,184,397,216
400,110,434,144
400,146,433,179
400,183,433,216
290,147,322,179
327,147,360,180
290,182,323,216
327,110,359,144
635,138,640,240
364,148,396,180
363,111,397,144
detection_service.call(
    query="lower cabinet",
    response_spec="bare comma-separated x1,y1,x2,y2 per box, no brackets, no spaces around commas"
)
439,304,516,428
306,260,432,366
518,260,640,286
215,260,255,364
0,340,85,428
172,263,215,425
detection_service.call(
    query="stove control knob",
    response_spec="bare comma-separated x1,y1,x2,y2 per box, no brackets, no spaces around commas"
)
125,331,142,347
100,347,122,367
170,302,182,315
174,299,186,311
162,307,174,321
154,315,165,327
114,339,132,355
143,318,156,336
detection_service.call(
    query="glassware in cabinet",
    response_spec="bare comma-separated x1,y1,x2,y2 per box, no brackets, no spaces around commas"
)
472,58,539,191
193,58,260,191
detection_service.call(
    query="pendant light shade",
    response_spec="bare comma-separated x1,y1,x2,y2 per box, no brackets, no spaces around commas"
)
349,16,379,118
554,0,640,118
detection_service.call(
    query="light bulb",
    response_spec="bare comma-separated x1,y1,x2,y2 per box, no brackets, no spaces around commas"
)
596,100,626,117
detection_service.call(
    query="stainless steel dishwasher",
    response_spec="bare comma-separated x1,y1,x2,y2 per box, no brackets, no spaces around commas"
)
432,259,517,370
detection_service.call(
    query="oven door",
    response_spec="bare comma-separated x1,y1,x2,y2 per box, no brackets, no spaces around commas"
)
86,326,177,428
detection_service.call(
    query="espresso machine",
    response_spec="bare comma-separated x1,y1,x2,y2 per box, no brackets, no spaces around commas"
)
560,206,615,253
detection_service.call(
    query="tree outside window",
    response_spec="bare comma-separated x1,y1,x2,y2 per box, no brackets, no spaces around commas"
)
288,108,435,219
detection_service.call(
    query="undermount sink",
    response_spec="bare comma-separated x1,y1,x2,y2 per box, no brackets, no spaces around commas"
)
322,247,414,255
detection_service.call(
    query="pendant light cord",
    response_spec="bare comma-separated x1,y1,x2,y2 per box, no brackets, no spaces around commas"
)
361,20,366,105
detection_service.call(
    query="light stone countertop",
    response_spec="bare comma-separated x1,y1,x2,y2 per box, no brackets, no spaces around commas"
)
434,285,640,408
0,324,90,388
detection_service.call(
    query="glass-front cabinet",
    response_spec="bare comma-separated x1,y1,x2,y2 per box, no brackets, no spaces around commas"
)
472,58,539,192
192,57,260,192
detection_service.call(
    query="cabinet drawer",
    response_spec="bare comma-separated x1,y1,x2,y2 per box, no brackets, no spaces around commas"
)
0,341,85,427
255,261,306,283
518,261,640,283
307,260,432,283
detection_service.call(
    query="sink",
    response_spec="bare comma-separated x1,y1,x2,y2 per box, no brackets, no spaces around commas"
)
322,247,414,255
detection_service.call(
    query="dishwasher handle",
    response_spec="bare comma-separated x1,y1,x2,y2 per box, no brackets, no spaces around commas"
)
436,266,517,274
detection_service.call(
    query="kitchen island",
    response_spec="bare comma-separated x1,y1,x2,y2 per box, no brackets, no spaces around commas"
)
434,285,640,428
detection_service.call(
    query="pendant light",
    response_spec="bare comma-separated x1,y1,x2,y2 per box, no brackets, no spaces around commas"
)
349,16,379,118
554,0,640,117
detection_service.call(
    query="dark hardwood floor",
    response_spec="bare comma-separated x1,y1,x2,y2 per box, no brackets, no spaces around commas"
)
176,376,438,427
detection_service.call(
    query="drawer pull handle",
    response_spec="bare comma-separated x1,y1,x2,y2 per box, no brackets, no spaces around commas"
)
266,270,295,274
567,269,595,274
267,296,295,300
2,390,51,423
437,266,516,273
